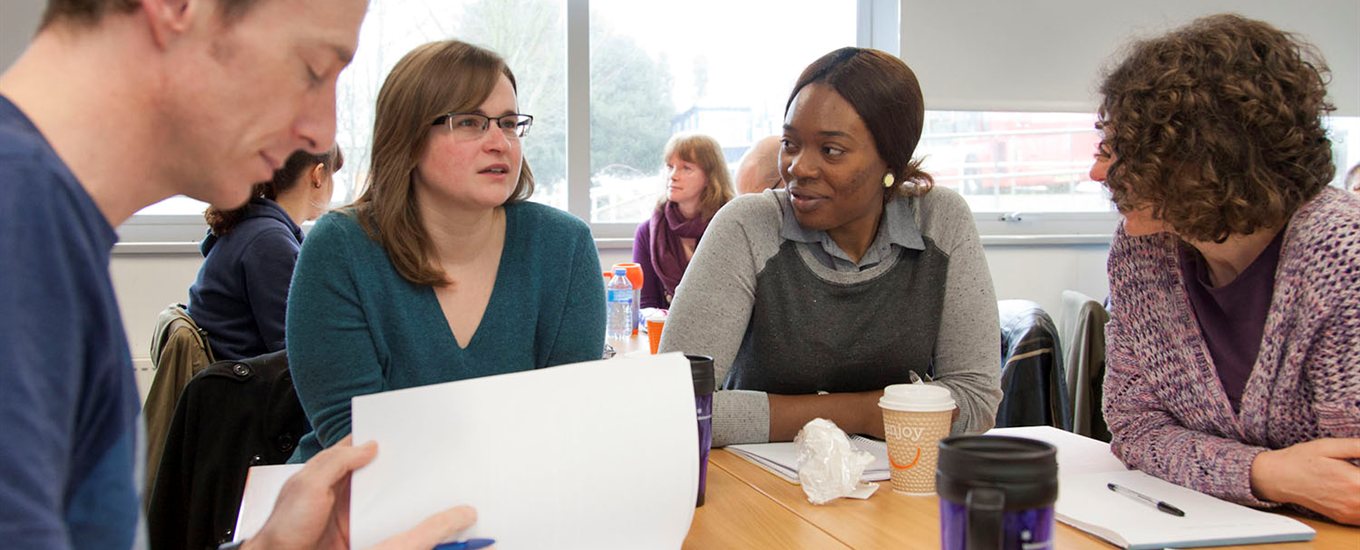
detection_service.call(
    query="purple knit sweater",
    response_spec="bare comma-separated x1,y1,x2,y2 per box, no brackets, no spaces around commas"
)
1104,187,1360,508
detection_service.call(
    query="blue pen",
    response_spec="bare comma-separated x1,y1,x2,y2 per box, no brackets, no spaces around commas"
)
433,538,495,550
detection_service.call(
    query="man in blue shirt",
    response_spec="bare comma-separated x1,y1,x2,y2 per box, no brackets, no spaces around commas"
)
0,1,475,548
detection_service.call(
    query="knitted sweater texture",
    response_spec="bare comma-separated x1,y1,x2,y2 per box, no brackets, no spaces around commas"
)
1103,187,1360,508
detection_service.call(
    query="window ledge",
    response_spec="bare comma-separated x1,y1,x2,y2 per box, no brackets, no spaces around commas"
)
113,242,202,255
111,233,1112,257
979,233,1112,246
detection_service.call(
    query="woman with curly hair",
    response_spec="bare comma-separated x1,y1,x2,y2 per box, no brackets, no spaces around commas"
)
1091,14,1360,524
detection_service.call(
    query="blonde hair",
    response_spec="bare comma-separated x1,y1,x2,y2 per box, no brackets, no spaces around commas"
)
349,40,534,286
658,133,735,219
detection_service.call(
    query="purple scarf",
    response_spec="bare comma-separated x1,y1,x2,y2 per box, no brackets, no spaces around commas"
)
649,202,709,302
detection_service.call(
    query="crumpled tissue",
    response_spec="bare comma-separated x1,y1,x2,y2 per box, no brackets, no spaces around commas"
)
794,418,877,504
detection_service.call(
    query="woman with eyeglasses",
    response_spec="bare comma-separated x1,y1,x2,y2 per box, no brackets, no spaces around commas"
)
659,48,1002,447
632,133,735,310
286,40,605,461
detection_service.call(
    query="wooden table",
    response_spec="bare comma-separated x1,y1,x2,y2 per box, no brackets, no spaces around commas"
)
683,449,1360,549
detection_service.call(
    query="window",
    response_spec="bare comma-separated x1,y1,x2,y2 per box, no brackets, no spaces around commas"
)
120,1,1357,244
119,0,889,242
586,0,857,224
919,111,1108,215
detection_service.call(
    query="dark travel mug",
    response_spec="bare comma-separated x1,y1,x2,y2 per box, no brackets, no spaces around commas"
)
936,436,1058,550
687,354,714,507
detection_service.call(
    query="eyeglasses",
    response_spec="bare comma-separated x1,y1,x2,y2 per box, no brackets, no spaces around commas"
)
431,112,534,140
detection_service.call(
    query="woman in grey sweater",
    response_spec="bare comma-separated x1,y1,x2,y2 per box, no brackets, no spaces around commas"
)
659,48,1002,447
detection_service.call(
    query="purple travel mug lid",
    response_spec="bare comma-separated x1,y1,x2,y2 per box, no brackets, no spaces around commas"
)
685,354,714,396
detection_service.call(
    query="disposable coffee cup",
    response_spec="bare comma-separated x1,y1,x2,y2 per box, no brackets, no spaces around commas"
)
879,383,956,495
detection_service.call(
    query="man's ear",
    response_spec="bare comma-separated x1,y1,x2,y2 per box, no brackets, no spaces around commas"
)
139,0,201,49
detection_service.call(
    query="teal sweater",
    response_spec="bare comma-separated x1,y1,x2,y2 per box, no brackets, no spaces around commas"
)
286,202,606,461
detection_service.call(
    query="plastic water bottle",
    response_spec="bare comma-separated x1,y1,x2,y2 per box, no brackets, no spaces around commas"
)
606,267,634,343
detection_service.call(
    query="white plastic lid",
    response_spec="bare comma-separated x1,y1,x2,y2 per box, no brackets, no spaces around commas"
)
878,383,956,412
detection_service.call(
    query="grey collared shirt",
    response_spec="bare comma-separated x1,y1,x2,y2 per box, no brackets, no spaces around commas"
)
777,192,926,272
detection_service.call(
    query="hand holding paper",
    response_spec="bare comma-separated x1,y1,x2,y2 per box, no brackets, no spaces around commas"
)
349,353,699,549
240,437,477,550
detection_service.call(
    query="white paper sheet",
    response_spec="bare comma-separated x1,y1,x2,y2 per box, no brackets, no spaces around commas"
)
349,353,699,549
232,463,304,542
1058,470,1314,549
987,426,1130,475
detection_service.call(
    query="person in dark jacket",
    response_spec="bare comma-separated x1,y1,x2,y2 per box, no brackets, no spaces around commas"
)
187,146,342,360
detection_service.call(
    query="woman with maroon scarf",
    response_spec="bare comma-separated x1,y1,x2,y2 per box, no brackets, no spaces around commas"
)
632,134,736,309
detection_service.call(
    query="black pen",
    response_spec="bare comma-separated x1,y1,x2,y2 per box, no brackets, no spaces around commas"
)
1107,483,1186,517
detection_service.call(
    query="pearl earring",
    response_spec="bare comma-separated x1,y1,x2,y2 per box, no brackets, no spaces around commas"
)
883,173,895,188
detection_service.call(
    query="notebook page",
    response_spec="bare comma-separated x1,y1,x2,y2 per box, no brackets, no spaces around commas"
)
1057,469,1314,549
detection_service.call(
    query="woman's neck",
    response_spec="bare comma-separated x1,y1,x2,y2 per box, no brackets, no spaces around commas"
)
826,203,884,264
272,183,311,226
675,198,701,220
1186,226,1282,288
418,193,505,266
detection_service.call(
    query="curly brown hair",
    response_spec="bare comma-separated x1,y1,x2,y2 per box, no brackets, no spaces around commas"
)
1096,13,1335,243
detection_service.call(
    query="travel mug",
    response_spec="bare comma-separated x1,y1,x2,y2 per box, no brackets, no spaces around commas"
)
936,436,1058,550
687,354,715,506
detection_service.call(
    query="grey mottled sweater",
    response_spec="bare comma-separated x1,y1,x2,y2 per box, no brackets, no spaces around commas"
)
660,188,1002,446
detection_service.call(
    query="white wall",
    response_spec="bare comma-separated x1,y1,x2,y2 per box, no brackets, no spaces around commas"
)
0,1,42,71
903,0,1360,115
115,242,1110,399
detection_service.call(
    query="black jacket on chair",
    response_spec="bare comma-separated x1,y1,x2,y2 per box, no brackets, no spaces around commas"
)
147,350,309,550
996,300,1071,429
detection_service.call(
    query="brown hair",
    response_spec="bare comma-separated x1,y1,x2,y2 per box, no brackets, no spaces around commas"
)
785,47,934,200
1097,13,1335,243
348,40,533,287
204,146,343,235
657,133,735,219
41,0,260,29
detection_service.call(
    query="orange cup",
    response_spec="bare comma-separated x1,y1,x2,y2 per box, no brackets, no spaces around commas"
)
612,262,645,292
646,316,666,354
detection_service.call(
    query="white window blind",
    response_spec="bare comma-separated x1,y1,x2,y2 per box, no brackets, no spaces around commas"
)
901,0,1359,116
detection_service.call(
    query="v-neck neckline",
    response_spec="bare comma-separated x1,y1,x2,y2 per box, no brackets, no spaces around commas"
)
427,205,516,352
1163,230,1290,435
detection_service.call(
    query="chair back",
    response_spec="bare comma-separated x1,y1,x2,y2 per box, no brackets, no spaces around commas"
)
1059,290,1112,441
143,303,215,503
147,349,309,549
996,300,1070,429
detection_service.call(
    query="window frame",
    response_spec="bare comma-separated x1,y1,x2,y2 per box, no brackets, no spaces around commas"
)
115,0,1122,251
